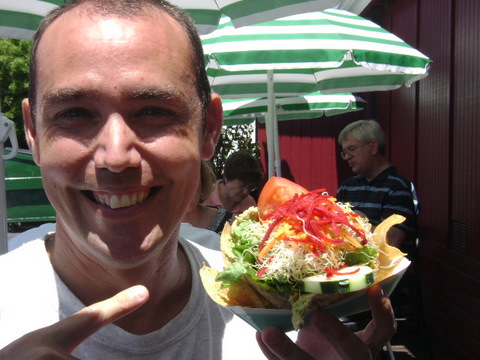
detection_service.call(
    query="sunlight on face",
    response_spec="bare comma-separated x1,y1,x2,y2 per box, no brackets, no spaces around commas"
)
94,18,135,41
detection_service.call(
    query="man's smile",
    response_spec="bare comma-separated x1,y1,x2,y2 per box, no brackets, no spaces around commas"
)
87,189,153,209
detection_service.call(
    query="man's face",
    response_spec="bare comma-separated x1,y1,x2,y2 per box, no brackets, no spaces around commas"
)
24,8,221,266
340,135,373,176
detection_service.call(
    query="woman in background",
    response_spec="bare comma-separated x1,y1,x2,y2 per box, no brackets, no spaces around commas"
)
203,150,262,215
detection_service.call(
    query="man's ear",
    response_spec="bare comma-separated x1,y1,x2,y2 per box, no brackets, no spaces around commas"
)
22,98,41,166
370,140,380,155
201,93,223,160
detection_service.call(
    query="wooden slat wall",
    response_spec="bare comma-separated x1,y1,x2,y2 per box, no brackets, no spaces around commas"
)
448,0,480,355
452,0,480,258
368,1,480,358
380,1,418,181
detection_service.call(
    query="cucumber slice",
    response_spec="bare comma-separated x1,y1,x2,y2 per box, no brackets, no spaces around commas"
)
302,266,375,294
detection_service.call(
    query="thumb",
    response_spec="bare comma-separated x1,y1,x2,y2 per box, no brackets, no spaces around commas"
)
358,285,397,356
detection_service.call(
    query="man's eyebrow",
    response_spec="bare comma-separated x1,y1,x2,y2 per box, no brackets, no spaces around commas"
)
130,87,182,100
41,87,185,105
42,88,100,104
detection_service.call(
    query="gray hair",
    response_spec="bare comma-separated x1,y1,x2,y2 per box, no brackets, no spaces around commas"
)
28,0,211,123
338,120,386,155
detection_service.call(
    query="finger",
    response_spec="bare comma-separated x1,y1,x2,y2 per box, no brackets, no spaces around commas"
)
368,285,396,331
256,331,280,360
0,339,80,360
359,285,397,355
312,310,372,360
53,285,149,352
257,327,315,360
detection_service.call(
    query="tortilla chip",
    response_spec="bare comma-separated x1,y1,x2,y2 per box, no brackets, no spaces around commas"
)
243,275,292,309
220,222,236,266
227,278,272,308
200,264,276,308
371,214,408,281
199,265,230,306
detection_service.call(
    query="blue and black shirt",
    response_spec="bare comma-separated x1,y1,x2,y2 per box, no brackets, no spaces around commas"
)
336,166,418,242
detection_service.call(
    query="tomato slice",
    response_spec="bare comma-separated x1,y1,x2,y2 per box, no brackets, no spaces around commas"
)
258,177,308,219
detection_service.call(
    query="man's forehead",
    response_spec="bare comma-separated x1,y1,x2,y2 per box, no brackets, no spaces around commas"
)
40,5,185,48
36,6,193,74
342,135,361,144
87,17,137,41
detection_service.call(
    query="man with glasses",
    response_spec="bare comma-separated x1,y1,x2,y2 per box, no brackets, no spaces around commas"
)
336,120,418,248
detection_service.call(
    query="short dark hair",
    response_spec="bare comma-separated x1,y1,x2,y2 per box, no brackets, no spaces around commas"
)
223,150,262,185
28,0,211,123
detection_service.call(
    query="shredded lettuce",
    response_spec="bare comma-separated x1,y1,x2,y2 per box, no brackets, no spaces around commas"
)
216,262,249,283
345,245,379,266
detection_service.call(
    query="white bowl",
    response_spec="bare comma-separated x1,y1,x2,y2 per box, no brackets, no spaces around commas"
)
228,257,411,332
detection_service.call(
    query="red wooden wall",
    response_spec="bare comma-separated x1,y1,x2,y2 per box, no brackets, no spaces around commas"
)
257,105,372,195
257,0,480,358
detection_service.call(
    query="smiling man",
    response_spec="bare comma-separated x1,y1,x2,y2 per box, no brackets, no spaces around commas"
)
336,120,418,249
0,1,397,359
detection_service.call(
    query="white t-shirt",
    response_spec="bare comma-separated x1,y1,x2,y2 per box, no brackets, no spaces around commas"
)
0,226,269,359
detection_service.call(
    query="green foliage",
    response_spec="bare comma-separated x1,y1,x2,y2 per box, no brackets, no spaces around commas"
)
211,123,261,179
0,39,32,148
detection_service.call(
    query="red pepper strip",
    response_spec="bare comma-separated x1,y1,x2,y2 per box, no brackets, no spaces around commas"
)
304,199,331,232
262,193,303,221
308,234,328,254
259,217,282,252
331,202,367,240
310,206,336,220
260,190,366,258
257,266,267,278
308,219,337,239
324,218,342,238
304,195,321,224
289,236,325,254
270,204,299,222
310,222,345,246
313,205,366,242
343,220,367,240
257,256,274,278
310,219,331,226
324,266,360,278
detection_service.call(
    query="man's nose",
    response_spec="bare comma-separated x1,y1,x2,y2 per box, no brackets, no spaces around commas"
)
342,151,353,160
93,115,141,172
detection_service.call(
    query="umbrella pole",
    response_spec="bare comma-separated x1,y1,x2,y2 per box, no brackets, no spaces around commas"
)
0,114,18,254
266,70,275,178
0,141,7,255
267,70,281,177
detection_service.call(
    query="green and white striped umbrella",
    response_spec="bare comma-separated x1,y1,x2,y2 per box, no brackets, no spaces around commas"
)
222,92,366,125
0,0,372,39
203,9,431,96
202,9,430,176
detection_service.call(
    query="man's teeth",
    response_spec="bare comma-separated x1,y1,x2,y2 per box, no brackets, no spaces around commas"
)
94,191,149,209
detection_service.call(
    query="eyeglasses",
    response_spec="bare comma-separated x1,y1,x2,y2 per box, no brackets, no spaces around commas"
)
340,143,369,159
234,180,257,193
